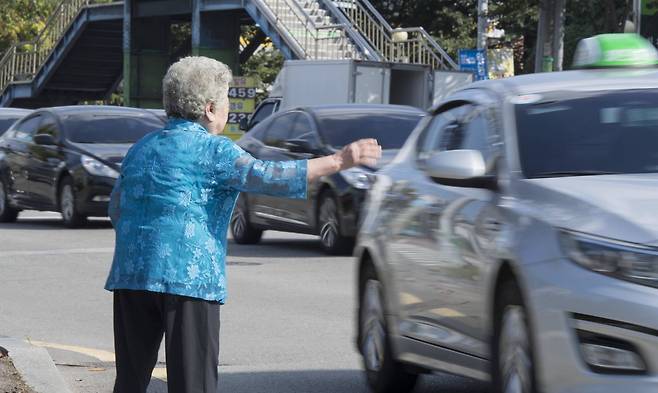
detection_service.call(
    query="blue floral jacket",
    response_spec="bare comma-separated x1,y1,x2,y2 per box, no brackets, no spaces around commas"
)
104,118,308,302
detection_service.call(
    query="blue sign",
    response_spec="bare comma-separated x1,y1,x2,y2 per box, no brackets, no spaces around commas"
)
459,49,488,81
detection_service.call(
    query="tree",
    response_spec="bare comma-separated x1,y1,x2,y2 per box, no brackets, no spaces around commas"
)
0,0,58,58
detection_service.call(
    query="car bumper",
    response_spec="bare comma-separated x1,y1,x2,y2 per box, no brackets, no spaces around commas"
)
523,258,658,393
74,173,115,217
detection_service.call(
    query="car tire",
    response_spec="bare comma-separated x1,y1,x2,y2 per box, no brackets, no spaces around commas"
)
59,177,87,228
492,280,538,393
359,264,419,393
0,178,19,223
318,192,354,255
230,194,263,244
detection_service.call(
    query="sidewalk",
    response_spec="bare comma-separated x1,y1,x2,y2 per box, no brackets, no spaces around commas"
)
0,338,71,393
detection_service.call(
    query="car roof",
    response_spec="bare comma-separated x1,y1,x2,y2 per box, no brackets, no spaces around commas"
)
38,105,156,117
298,104,426,117
0,108,32,118
465,68,658,97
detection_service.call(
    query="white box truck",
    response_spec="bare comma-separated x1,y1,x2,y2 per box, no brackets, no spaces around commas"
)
241,59,472,130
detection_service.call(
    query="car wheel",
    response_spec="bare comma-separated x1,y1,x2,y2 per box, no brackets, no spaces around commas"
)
360,264,418,393
0,178,19,223
59,177,87,228
230,195,263,244
493,281,538,393
318,193,354,255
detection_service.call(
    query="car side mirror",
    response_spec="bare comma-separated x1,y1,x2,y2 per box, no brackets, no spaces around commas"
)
283,139,316,154
33,134,56,146
425,149,497,190
239,117,250,131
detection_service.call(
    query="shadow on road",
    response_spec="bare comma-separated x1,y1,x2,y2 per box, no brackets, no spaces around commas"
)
228,239,335,259
0,219,113,231
219,369,489,393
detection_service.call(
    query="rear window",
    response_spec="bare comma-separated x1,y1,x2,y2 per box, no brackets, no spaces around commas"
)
317,112,423,149
64,113,163,144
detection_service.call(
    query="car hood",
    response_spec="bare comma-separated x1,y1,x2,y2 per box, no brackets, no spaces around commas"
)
515,173,658,245
70,143,132,166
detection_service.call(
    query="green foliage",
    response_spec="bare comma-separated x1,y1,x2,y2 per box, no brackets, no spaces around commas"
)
563,0,632,68
240,26,284,104
369,0,632,74
0,0,58,57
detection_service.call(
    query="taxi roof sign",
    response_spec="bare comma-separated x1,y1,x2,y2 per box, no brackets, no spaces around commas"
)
572,34,658,69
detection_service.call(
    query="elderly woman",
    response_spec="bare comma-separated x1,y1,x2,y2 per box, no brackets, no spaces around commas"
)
104,56,380,393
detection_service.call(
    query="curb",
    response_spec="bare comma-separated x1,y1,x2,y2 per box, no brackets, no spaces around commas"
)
0,337,72,393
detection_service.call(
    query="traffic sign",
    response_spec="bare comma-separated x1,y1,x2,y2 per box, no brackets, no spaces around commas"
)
459,49,488,81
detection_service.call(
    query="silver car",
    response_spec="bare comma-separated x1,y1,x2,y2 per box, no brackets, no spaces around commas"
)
355,69,658,393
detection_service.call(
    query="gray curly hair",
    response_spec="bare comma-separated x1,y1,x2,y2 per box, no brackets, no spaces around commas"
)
162,56,233,121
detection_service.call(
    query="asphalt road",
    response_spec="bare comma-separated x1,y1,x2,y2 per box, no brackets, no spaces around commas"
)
0,211,488,393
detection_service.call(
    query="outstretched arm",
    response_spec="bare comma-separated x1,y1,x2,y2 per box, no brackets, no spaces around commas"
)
215,138,382,199
307,139,381,182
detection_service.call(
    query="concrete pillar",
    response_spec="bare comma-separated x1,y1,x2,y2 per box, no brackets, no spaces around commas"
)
123,0,131,106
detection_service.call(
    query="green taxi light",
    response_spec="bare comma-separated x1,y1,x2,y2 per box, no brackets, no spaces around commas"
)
572,34,658,69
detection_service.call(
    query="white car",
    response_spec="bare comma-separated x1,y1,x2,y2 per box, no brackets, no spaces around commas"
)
355,34,658,393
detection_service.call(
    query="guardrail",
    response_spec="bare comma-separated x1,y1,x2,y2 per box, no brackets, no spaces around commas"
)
334,0,458,70
257,0,376,60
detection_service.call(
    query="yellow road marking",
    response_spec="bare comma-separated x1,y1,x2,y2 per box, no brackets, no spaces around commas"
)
429,307,466,317
27,340,167,380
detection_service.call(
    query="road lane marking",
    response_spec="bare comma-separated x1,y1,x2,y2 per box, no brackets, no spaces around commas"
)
29,340,116,363
29,340,167,380
0,248,114,257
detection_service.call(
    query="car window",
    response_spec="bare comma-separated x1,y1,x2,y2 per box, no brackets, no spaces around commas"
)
439,106,493,161
516,89,658,177
38,116,60,139
63,113,163,144
289,113,318,145
0,117,22,136
12,115,42,142
250,102,276,127
416,107,463,162
263,113,298,147
316,112,423,149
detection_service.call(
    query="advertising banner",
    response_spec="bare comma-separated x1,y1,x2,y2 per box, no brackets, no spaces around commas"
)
224,76,257,140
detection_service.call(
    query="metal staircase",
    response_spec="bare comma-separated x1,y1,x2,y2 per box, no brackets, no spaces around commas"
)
0,0,457,107
246,0,458,69
332,0,459,70
244,0,380,61
0,0,123,107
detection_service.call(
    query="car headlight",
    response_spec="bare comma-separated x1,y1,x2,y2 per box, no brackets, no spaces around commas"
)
81,155,119,179
341,168,375,190
560,231,658,288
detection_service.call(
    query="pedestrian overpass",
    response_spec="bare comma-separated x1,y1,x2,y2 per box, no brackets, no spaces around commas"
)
0,0,457,108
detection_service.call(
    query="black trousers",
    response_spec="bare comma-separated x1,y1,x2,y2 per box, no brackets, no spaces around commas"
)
113,290,221,393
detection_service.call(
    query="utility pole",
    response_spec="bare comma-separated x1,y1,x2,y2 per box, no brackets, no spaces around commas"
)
534,0,566,72
477,0,488,50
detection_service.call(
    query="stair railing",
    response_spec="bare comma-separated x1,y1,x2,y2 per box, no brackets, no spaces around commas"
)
255,0,376,60
0,0,114,95
333,0,458,70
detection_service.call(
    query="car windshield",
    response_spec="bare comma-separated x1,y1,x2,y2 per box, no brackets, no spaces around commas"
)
317,112,423,150
0,117,20,135
64,113,163,144
515,89,658,178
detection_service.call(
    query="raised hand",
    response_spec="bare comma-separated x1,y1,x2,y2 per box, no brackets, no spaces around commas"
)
335,139,383,171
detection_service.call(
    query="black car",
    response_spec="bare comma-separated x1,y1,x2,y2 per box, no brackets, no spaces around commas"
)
232,104,425,254
0,108,32,136
0,105,164,227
